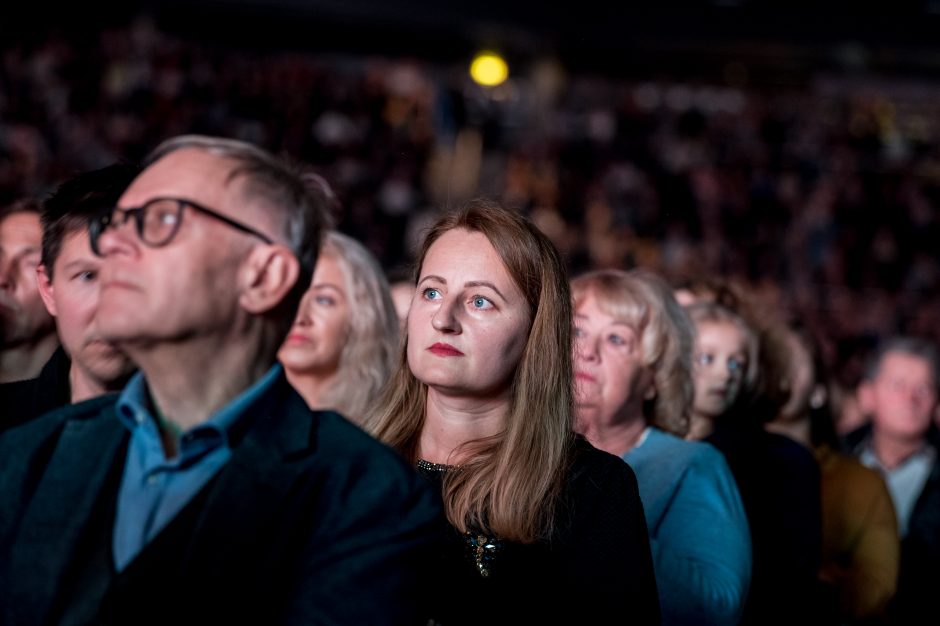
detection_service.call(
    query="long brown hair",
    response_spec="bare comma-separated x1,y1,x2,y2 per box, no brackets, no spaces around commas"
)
364,198,574,543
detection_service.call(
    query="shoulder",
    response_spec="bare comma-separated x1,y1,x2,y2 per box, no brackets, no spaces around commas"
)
289,403,440,507
0,393,118,451
567,435,639,496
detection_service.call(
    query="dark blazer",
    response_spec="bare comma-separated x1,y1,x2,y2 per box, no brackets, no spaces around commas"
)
844,423,940,624
0,374,445,626
0,345,71,432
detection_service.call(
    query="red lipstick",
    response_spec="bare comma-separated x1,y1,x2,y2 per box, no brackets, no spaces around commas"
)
429,342,464,356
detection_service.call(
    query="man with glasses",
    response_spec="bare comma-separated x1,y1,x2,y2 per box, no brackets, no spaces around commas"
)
0,136,444,625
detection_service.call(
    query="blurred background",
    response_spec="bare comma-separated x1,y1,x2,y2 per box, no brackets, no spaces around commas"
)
4,0,940,393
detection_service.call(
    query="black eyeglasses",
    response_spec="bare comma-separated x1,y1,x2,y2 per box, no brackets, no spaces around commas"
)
89,197,273,256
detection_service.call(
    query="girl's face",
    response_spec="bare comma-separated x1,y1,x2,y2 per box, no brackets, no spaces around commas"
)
692,320,749,418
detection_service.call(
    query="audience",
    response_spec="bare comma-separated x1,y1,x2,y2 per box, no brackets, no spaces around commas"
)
0,164,139,431
0,199,57,383
1,19,939,624
0,135,444,625
573,268,750,625
279,230,399,422
365,199,660,624
767,325,899,624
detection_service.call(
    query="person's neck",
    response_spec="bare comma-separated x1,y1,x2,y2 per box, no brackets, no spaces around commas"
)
69,363,130,404
284,367,339,410
687,412,716,441
871,430,928,470
127,332,277,435
0,333,58,383
578,413,646,457
765,416,812,449
418,389,508,465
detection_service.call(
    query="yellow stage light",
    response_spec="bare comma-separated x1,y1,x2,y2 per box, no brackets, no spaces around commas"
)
470,52,509,87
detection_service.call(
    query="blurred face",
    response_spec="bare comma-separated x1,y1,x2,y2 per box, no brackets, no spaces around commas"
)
278,252,350,377
94,148,275,346
389,281,413,331
862,351,937,442
778,330,815,421
37,229,134,384
407,228,531,399
574,293,652,429
0,211,54,345
692,320,749,418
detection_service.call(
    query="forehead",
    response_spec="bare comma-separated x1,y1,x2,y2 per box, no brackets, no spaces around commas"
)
55,229,95,265
0,212,42,246
422,229,509,280
697,320,747,349
877,351,936,383
576,291,636,326
119,148,243,213
312,252,346,286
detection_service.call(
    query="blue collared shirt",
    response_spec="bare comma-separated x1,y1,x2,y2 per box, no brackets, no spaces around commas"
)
859,440,936,537
112,364,282,571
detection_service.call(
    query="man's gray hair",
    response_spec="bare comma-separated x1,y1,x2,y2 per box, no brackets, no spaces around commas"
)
145,135,329,294
864,336,940,391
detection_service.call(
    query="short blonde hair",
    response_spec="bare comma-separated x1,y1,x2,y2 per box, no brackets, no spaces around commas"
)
572,269,694,437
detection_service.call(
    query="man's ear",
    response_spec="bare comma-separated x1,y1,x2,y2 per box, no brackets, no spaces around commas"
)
238,245,300,315
36,264,58,317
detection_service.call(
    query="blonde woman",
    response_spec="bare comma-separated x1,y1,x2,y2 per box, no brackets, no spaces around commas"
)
573,269,750,625
279,231,399,423
365,199,658,624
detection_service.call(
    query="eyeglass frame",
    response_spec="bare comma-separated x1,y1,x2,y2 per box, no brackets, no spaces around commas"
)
89,196,274,256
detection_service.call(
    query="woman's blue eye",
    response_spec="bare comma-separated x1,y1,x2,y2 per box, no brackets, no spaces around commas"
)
315,295,336,307
423,288,442,300
608,334,625,345
728,358,743,372
695,353,713,366
471,296,493,310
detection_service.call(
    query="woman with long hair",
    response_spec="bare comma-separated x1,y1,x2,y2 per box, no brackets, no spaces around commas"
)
365,199,658,624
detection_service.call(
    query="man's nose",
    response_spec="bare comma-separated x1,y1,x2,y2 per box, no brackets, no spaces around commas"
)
93,213,137,258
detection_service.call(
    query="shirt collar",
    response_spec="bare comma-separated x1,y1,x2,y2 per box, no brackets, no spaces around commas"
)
116,364,284,444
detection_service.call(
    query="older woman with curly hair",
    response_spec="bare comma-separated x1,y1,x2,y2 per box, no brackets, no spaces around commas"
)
573,268,751,626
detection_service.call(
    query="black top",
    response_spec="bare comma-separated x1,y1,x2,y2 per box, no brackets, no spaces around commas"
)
0,346,71,432
417,436,660,625
707,422,823,626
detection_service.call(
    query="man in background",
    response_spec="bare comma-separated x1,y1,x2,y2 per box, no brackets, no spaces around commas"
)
848,337,940,623
0,164,138,431
0,199,57,382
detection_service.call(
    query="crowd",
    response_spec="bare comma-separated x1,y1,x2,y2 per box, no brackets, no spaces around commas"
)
1,13,939,626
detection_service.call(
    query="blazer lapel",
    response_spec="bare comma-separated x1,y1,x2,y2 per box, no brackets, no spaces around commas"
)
8,410,126,623
179,391,317,574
